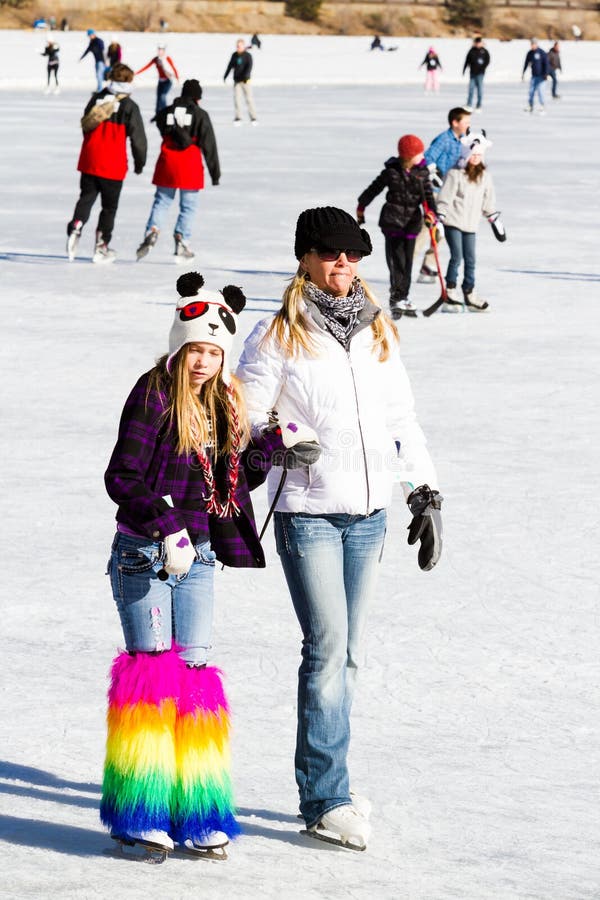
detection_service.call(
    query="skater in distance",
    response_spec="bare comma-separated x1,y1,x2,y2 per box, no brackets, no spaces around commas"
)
357,133,439,318
41,39,60,93
236,206,443,851
136,78,220,263
462,36,490,110
522,38,549,114
223,38,257,125
79,28,105,92
101,271,286,860
66,63,147,264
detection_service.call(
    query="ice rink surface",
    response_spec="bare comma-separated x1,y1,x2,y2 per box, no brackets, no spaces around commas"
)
1,33,599,900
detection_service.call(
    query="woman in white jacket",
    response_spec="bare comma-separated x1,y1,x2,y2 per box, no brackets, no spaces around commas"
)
436,131,505,313
236,206,443,850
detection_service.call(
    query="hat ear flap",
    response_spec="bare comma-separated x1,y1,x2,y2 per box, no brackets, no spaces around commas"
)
176,271,205,297
221,285,246,313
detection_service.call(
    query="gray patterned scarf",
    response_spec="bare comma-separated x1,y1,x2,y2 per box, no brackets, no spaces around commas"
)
303,279,366,348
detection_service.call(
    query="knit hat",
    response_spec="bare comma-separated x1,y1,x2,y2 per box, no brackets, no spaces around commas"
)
294,206,372,260
167,272,246,383
397,134,425,161
87,28,95,35
459,130,492,163
181,78,202,100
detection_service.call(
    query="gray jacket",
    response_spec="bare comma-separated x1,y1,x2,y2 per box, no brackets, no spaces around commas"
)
436,167,496,233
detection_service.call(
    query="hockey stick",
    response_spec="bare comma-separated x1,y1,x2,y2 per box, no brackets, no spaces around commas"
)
421,207,448,318
259,469,287,541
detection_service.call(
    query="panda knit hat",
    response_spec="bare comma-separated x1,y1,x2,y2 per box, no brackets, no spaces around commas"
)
459,130,493,164
294,206,372,260
167,272,246,384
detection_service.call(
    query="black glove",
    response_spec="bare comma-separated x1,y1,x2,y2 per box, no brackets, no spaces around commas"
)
488,212,507,242
212,179,219,186
407,484,443,571
281,441,321,470
134,163,144,175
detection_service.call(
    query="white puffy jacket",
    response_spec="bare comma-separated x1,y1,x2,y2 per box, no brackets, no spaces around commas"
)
236,303,438,516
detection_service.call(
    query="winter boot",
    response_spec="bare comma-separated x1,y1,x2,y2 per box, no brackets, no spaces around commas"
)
66,219,83,261
174,232,195,262
171,664,241,848
441,284,465,313
463,287,489,312
136,226,159,261
93,232,117,264
100,649,182,845
309,803,371,850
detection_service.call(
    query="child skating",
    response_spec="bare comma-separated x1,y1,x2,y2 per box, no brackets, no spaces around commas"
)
435,132,506,312
102,272,270,861
357,134,438,318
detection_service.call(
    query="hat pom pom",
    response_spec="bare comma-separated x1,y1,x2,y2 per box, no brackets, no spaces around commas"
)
176,271,205,297
221,284,246,313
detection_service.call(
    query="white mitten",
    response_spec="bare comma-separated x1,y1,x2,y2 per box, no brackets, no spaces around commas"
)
163,528,196,576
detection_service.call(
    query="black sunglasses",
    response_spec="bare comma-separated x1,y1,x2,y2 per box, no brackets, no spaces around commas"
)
311,248,364,263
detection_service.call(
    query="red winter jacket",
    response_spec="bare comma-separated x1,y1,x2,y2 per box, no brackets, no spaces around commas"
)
151,97,220,191
77,89,147,181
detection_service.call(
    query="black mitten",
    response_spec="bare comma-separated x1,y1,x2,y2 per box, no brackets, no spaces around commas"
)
488,212,507,242
407,484,443,571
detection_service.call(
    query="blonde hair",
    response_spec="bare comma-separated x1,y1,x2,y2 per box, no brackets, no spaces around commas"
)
147,349,249,457
265,270,398,361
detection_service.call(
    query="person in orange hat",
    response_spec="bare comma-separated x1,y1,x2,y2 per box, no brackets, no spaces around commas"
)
356,135,439,318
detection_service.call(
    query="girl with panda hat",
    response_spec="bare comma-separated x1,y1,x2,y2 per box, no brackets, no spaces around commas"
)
101,272,301,859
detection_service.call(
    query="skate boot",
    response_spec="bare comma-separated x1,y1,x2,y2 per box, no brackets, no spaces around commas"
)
391,298,418,319
66,219,83,261
174,232,195,262
308,804,371,851
441,284,465,313
93,234,117,264
350,792,372,819
136,226,159,261
463,287,489,312
178,830,229,859
417,264,437,284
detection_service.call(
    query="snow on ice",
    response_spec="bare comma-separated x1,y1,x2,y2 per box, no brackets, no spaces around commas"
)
1,30,599,900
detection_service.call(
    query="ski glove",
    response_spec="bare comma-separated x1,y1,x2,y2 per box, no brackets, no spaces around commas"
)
407,484,443,571
163,528,196,576
356,207,366,225
488,212,507,242
426,163,443,191
267,420,322,470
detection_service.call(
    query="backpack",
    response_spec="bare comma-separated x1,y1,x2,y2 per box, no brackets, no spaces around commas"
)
80,94,126,134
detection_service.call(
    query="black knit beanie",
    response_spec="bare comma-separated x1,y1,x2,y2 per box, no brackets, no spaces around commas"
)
294,206,373,260
182,78,202,100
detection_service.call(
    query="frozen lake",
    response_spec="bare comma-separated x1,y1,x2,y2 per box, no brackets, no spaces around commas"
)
1,36,599,900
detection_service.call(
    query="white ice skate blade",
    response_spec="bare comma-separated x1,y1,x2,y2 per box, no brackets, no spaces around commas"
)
175,839,228,860
109,834,170,864
301,827,366,852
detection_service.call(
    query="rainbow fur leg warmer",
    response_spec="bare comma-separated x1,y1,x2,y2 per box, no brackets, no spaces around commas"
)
171,665,241,843
100,649,182,836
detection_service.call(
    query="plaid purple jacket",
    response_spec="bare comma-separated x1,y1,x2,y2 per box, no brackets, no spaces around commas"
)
105,371,274,568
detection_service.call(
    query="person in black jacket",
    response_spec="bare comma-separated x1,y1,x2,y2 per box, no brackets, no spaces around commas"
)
136,79,220,262
42,40,60,93
356,134,438,318
80,29,105,92
522,38,549,113
547,41,562,98
463,36,490,110
223,38,257,124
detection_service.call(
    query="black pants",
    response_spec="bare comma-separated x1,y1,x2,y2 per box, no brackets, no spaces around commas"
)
47,63,59,85
384,233,416,301
71,172,123,244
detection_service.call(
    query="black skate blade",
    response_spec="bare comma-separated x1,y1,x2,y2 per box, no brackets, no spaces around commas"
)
109,834,170,864
174,842,228,861
300,828,366,852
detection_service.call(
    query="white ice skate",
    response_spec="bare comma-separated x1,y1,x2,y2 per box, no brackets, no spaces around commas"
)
441,286,465,313
350,791,372,819
66,220,82,262
305,803,371,851
111,828,173,864
417,264,437,284
93,238,117,264
177,830,229,860
464,289,489,312
174,232,195,262
136,226,159,261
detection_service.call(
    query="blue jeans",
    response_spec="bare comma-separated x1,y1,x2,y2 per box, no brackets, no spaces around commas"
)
445,225,476,292
274,509,387,827
108,532,216,665
95,59,105,92
548,69,559,97
156,78,172,114
529,75,546,108
467,73,484,108
146,186,200,241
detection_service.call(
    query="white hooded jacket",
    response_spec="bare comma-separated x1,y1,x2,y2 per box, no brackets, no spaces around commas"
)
236,299,438,516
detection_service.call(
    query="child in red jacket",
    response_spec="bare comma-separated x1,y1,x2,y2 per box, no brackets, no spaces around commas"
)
66,63,147,263
136,80,220,263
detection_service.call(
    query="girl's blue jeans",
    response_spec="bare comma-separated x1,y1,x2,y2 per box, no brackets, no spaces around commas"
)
274,509,387,828
108,532,216,665
146,186,200,241
445,225,476,292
